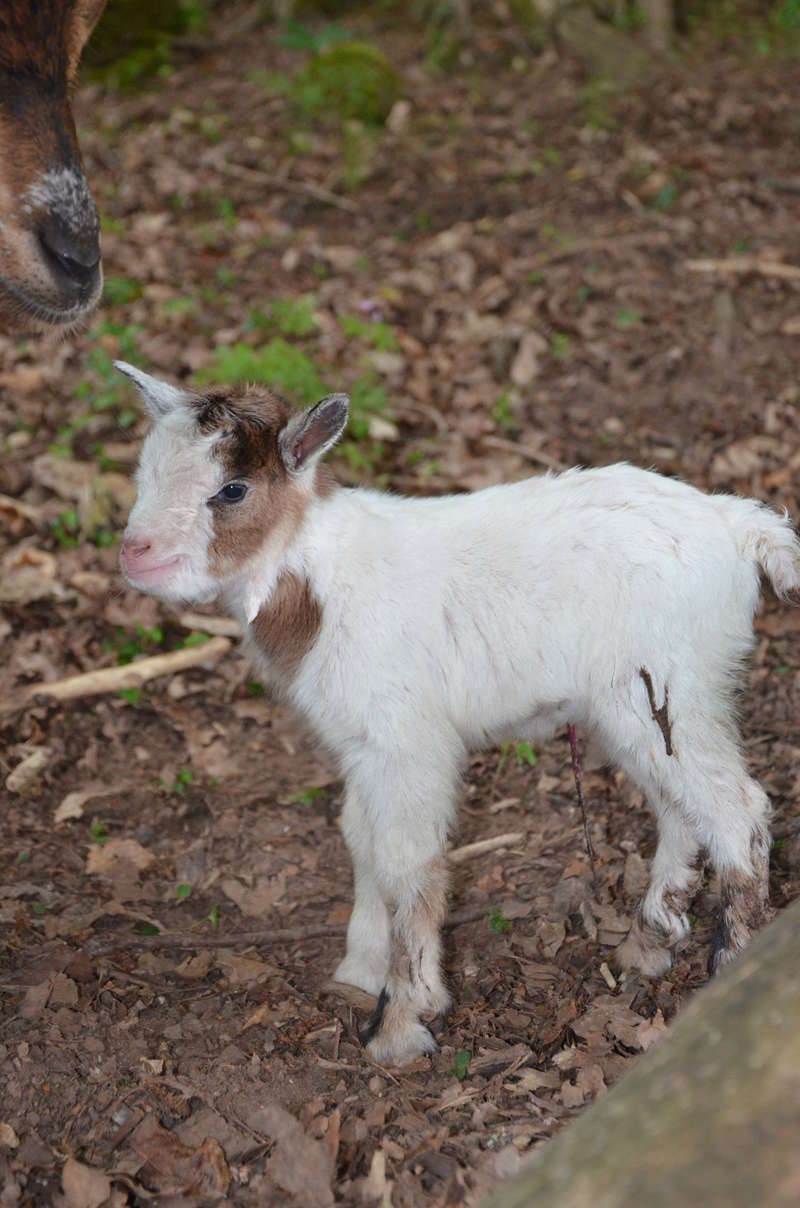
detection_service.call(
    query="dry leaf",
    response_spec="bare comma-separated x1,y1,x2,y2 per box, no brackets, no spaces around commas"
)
61,1158,111,1208
86,838,154,876
55,781,117,825
220,874,287,916
131,1114,230,1197
637,1008,668,1052
241,1001,275,1031
241,1103,334,1208
0,1123,19,1149
6,748,50,794
216,952,269,985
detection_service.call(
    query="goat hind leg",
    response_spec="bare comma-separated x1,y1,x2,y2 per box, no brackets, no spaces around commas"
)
615,805,702,977
707,779,772,975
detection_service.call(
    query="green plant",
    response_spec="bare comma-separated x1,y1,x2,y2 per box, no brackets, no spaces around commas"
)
176,883,192,900
287,786,327,807
550,333,571,359
208,903,220,929
489,908,512,935
451,1049,472,1081
580,74,620,130
339,313,398,351
180,631,210,649
615,308,642,330
249,296,319,338
107,624,164,666
103,276,143,306
90,819,110,847
280,21,350,54
292,42,402,126
198,340,326,406
515,741,537,768
492,393,514,428
51,509,81,549
172,768,194,795
118,687,142,706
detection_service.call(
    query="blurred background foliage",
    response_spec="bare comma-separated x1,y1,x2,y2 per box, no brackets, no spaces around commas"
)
84,0,800,100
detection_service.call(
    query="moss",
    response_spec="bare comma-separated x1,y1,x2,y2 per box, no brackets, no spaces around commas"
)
84,0,207,92
292,42,402,125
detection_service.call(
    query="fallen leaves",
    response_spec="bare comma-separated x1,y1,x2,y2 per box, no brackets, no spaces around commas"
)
61,1158,112,1208
130,1114,231,1198
248,1104,335,1208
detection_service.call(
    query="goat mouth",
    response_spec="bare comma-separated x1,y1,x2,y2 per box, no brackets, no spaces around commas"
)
0,271,103,328
122,555,185,585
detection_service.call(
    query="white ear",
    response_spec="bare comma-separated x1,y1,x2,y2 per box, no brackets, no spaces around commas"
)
114,361,186,418
279,393,350,474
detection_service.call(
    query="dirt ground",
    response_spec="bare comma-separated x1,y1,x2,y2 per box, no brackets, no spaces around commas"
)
2,7,800,1205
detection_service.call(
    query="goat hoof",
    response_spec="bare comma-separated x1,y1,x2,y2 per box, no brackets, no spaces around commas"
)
360,988,440,1065
613,933,674,979
366,1019,439,1066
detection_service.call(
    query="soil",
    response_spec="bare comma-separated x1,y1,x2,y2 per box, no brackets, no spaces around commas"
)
2,8,800,1205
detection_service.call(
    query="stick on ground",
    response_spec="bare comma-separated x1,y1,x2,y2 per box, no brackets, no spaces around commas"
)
568,723,598,887
4,637,232,714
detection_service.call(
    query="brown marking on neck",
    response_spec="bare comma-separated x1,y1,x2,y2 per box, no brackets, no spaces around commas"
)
251,571,323,680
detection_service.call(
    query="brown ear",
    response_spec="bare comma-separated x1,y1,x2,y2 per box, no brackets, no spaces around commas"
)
279,393,350,473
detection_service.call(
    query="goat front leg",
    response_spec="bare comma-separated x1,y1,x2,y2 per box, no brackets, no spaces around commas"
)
334,789,391,996
361,851,451,1066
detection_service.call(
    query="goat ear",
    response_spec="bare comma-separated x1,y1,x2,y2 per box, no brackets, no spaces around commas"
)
114,361,186,419
279,393,349,473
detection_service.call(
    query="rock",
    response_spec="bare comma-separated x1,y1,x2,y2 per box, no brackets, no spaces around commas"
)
486,899,800,1207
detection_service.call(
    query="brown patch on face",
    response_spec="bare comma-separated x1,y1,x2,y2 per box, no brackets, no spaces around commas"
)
251,571,323,680
199,387,301,578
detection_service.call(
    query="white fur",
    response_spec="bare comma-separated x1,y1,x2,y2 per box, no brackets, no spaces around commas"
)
122,385,800,1064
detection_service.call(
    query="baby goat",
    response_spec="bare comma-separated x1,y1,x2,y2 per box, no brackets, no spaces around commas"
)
117,362,800,1066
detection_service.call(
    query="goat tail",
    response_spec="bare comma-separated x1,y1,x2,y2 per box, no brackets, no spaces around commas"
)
738,502,800,601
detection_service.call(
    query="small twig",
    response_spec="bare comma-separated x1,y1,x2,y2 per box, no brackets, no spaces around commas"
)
2,637,232,715
175,611,243,638
639,667,673,756
332,1018,342,1062
89,904,496,956
449,832,524,864
523,229,671,273
686,256,800,282
214,159,359,214
568,723,598,889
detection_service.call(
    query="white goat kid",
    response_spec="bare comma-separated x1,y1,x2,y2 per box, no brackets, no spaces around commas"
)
117,361,800,1066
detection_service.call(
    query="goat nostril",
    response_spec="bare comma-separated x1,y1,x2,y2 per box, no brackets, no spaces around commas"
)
37,212,100,290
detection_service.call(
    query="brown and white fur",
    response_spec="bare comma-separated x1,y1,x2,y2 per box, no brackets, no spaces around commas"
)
117,362,800,1066
0,0,106,331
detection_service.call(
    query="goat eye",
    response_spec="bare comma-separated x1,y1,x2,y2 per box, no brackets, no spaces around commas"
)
219,482,248,503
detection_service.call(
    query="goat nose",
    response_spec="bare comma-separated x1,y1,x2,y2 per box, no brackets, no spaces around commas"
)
37,211,100,292
122,538,152,559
